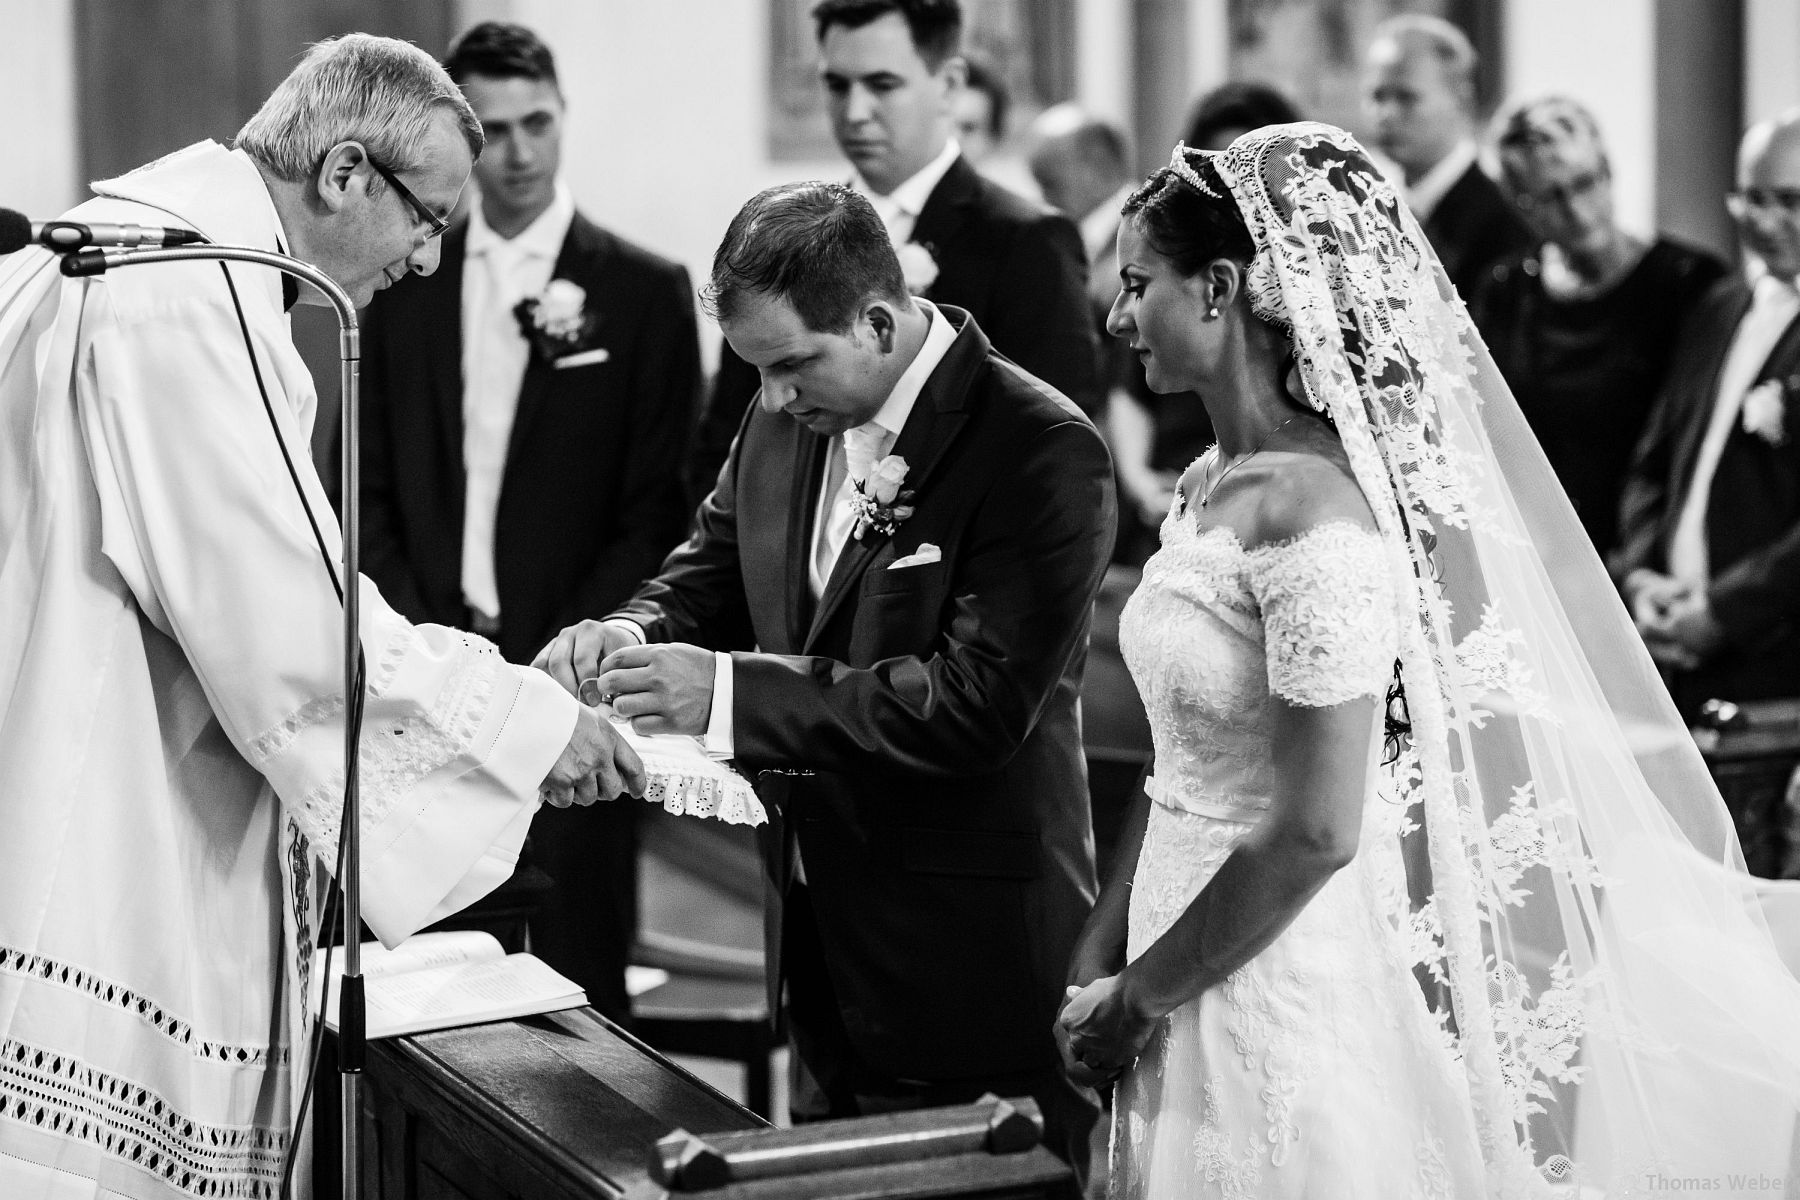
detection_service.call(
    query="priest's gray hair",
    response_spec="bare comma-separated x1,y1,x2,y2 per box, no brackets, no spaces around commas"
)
236,33,483,185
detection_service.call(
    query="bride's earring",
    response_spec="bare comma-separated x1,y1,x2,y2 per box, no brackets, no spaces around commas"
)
1205,305,1220,320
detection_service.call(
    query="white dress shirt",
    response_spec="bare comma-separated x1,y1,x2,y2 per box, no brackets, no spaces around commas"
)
608,301,960,756
1405,139,1478,224
1669,274,1800,586
459,181,576,623
854,138,962,245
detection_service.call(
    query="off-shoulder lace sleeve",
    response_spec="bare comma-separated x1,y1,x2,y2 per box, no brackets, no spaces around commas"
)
1244,521,1399,707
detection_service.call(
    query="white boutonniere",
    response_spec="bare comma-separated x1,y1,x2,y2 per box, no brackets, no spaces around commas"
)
849,454,916,539
895,242,939,295
1742,379,1790,447
513,279,598,364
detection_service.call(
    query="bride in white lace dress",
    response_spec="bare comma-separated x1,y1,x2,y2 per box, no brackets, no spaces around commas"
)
1059,126,1800,1199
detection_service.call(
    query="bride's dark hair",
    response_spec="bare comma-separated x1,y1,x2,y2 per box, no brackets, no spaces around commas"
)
1119,161,1256,274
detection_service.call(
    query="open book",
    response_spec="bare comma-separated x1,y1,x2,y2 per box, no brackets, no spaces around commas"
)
310,931,587,1039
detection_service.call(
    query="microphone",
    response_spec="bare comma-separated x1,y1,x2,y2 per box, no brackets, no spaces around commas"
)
0,207,205,255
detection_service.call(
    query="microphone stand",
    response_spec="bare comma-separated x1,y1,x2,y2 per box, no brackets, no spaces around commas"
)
62,244,367,1200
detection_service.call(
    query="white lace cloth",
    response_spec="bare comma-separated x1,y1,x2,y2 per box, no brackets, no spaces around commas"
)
1111,513,1488,1198
610,716,766,826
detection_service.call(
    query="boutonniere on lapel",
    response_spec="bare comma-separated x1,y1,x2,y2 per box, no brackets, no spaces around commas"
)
513,278,602,366
895,242,939,295
849,455,916,540
1742,377,1793,447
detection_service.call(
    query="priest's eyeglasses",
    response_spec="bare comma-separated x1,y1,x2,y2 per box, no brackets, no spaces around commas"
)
366,154,451,240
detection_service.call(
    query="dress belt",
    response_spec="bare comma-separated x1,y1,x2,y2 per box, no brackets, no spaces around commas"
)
1144,773,1268,821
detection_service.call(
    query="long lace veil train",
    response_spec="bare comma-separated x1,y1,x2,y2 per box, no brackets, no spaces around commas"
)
1195,123,1800,1196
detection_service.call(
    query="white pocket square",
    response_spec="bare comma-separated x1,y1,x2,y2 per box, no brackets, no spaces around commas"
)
554,347,611,369
887,543,941,569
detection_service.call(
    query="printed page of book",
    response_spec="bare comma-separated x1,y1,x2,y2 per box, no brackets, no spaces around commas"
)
357,952,587,1038
310,931,585,1038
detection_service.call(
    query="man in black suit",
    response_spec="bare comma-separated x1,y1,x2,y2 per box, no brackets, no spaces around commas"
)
684,0,1097,503
1616,112,1800,727
358,23,701,1021
540,183,1113,1178
1364,14,1531,301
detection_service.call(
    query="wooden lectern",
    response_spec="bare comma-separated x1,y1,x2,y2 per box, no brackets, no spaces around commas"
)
315,1006,763,1199
315,1008,1078,1200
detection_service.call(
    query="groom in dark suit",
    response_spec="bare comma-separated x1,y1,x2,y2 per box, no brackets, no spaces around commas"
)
1616,112,1800,728
684,0,1097,503
358,23,700,1021
539,182,1112,1177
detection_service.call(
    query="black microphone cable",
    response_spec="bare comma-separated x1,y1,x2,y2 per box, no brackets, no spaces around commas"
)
215,259,370,1200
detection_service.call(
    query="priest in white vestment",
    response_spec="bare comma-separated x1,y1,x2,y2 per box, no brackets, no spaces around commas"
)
0,35,642,1200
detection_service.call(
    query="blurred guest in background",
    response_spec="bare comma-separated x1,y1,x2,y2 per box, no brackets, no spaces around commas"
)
358,22,700,1022
1616,110,1800,723
1182,79,1302,151
952,54,1008,164
1027,103,1175,568
1364,13,1531,300
1473,96,1725,561
686,0,1097,504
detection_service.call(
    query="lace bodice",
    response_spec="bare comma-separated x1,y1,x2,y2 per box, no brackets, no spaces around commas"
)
1118,510,1399,821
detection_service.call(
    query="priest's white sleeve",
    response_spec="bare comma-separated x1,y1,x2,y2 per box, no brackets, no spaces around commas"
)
75,267,574,948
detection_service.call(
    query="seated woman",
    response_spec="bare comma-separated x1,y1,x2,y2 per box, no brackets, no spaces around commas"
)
1471,96,1725,561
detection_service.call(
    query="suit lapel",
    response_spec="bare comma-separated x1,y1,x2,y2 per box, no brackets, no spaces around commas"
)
908,155,979,294
1673,285,1759,489
786,427,829,651
503,216,606,477
1753,305,1800,390
426,227,469,488
803,310,986,648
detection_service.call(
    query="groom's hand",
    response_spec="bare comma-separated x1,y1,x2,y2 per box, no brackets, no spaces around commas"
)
595,643,715,737
533,620,640,696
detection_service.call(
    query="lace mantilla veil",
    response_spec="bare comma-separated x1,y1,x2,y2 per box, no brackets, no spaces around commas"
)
1189,124,1800,1194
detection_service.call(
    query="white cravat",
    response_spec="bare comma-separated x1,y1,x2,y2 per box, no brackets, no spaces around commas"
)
1669,275,1800,586
459,184,575,623
810,423,892,599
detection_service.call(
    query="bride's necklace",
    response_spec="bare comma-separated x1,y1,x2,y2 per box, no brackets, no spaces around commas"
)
1198,414,1303,507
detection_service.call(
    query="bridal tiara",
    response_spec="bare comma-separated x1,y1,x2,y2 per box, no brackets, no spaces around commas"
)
1168,142,1224,199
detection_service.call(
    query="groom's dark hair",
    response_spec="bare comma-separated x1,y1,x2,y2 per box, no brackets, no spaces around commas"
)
704,182,910,334
812,0,962,70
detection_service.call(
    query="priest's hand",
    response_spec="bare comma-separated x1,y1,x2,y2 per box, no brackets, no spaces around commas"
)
533,619,641,697
594,643,715,737
540,704,646,808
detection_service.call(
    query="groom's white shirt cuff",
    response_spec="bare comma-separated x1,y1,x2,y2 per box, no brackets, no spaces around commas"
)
704,652,734,756
599,619,734,755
